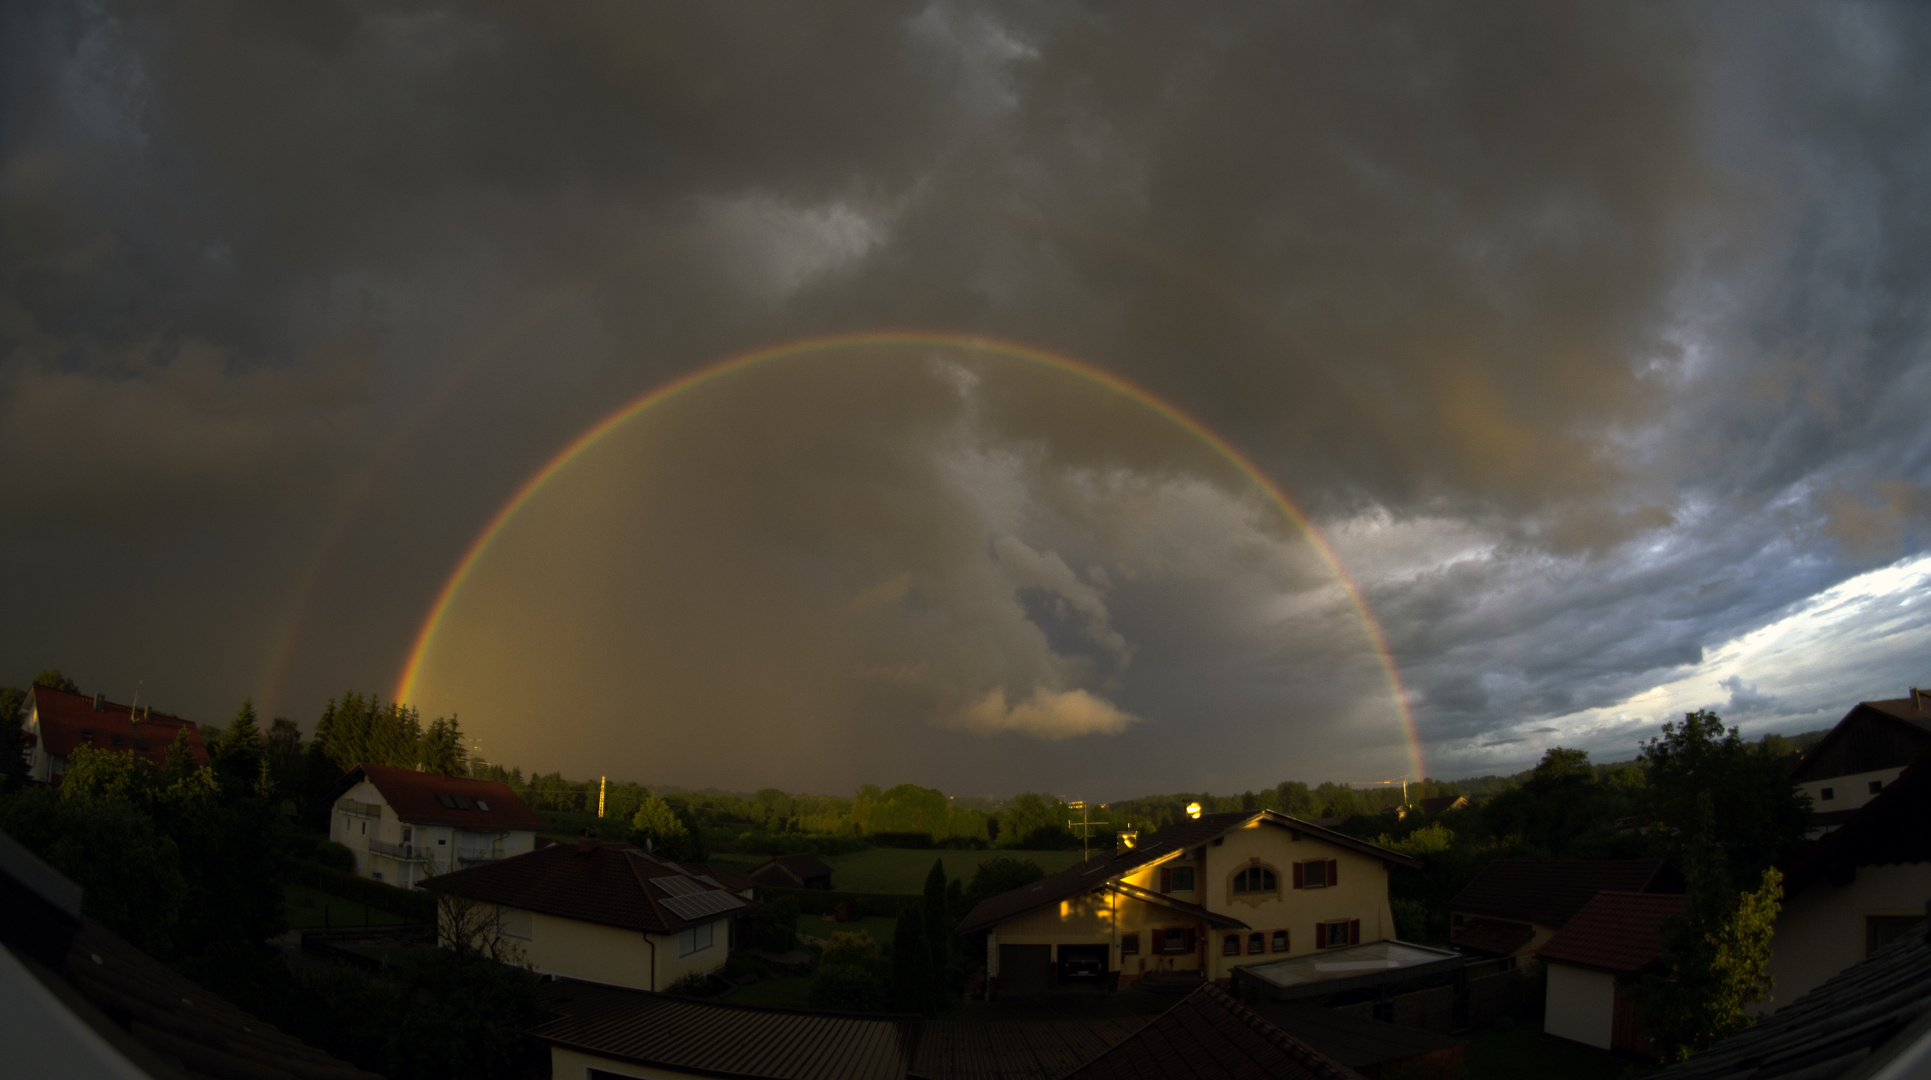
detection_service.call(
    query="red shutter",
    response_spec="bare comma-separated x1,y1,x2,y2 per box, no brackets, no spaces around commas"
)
1314,923,1325,949
1328,859,1339,886
1292,862,1304,889
1160,868,1172,893
1349,919,1361,945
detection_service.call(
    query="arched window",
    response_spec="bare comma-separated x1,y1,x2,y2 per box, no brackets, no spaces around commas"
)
1232,866,1278,894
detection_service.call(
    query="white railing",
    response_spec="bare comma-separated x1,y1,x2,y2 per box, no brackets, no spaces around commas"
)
336,798,382,819
368,840,429,862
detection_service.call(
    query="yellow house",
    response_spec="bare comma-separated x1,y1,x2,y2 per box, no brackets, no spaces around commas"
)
958,810,1427,996
424,838,758,991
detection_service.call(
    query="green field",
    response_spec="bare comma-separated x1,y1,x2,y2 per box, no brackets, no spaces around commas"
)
819,849,1086,894
284,882,408,929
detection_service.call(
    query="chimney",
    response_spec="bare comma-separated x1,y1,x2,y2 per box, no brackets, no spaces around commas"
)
92,693,105,712
1117,829,1138,855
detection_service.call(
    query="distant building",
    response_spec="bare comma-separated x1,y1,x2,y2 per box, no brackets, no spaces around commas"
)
328,762,545,887
1415,795,1469,815
19,683,208,784
957,810,1424,998
1537,890,1685,1055
1761,750,1931,1010
425,838,758,991
1448,859,1680,968
1789,690,1931,837
748,853,834,890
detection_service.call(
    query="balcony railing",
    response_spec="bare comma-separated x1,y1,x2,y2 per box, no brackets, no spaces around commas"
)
457,851,503,867
336,798,382,819
367,839,429,862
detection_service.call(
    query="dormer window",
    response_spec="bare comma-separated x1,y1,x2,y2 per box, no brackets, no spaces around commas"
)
453,795,473,810
475,799,491,811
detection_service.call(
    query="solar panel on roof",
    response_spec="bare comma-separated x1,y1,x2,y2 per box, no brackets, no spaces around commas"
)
655,875,705,897
660,891,744,921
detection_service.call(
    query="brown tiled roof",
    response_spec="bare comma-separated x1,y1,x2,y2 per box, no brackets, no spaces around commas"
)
1537,891,1686,975
1241,1001,1462,1072
751,853,835,887
338,763,548,831
531,976,917,1080
1450,917,1536,957
27,684,208,769
1450,859,1671,928
1057,983,1365,1080
423,841,756,934
958,812,1417,934
914,1019,1150,1080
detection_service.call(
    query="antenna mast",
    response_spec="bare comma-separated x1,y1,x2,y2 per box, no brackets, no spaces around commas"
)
1067,801,1104,861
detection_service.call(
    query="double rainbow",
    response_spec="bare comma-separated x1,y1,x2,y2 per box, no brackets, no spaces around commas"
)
393,332,1424,780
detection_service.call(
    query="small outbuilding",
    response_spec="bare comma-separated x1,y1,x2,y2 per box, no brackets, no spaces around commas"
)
1448,858,1679,967
1537,890,1685,1055
749,852,835,890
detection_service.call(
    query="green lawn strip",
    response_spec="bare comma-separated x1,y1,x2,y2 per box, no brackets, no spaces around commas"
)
796,914,898,949
1460,1020,1640,1080
284,882,406,929
822,849,1087,893
724,977,816,1009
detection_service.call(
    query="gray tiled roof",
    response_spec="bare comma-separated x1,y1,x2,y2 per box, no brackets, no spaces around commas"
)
1651,916,1931,1080
1056,983,1365,1080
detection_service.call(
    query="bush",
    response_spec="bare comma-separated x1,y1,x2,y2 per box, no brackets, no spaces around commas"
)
808,963,888,1012
759,894,801,952
665,971,729,998
821,931,879,967
283,859,436,922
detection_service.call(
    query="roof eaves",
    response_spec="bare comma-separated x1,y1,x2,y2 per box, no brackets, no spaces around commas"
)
1107,882,1250,929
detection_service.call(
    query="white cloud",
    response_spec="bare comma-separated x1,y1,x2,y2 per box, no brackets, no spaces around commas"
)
951,686,1142,740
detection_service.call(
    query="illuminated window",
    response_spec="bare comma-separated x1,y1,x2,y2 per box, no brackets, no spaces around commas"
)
1271,930,1289,952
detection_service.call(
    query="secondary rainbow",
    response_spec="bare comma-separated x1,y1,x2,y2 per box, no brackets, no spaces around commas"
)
395,331,1425,780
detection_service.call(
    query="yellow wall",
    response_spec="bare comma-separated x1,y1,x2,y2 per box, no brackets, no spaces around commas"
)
986,818,1401,982
444,904,727,991
1758,863,1931,1013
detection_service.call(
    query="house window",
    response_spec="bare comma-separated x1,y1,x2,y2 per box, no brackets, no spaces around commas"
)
476,799,491,811
438,837,447,845
1821,787,1834,801
371,872,382,882
678,920,716,957
109,733,124,748
1248,933,1265,955
133,737,148,751
360,821,366,835
1271,931,1289,952
81,728,93,742
1121,933,1140,955
1158,928,1192,954
1222,934,1241,957
1233,866,1278,894
1867,916,1923,956
498,907,534,942
1298,859,1334,889
403,827,413,841
1870,780,1884,795
1170,867,1196,893
1319,920,1357,948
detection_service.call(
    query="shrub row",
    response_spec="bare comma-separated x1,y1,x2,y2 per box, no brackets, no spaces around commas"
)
752,885,912,920
284,858,438,923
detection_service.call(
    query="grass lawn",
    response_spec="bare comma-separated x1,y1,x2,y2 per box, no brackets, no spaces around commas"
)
284,882,407,930
1461,1019,1643,1080
822,849,1087,894
725,976,816,1009
795,914,897,948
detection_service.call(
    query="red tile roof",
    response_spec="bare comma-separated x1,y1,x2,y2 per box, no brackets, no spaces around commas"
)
27,684,208,769
1537,891,1686,975
750,853,835,887
339,763,547,831
1450,859,1673,928
423,841,757,934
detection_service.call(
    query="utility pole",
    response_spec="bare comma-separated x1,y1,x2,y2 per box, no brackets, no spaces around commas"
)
1067,801,1104,861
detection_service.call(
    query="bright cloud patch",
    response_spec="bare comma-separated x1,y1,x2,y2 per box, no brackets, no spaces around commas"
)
953,686,1142,740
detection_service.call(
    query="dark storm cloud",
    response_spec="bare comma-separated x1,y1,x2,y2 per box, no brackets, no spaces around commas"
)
4,0,1929,788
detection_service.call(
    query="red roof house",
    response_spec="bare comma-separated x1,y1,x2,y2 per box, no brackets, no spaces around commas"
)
1537,891,1686,1056
22,684,208,784
328,762,548,888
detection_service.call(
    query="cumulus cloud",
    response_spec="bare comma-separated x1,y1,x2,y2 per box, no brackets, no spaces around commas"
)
952,686,1141,740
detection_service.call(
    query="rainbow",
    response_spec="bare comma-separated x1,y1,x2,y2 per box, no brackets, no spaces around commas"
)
394,332,1425,780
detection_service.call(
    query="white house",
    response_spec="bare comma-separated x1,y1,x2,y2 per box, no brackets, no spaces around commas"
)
1790,690,1931,837
328,762,546,888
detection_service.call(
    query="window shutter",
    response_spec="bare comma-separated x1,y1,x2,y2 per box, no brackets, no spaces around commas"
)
1349,919,1360,945
1160,868,1172,893
1292,862,1304,889
1328,859,1339,886
1314,923,1325,949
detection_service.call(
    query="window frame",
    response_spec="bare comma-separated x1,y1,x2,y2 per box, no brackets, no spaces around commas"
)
1120,932,1140,956
1222,933,1241,957
1169,866,1197,893
1231,864,1280,896
1247,933,1265,955
678,919,716,958
1271,930,1289,952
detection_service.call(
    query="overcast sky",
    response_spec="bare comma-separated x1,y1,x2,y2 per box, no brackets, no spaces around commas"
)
4,2,1928,798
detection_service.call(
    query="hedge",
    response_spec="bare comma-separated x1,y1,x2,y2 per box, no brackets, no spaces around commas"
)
284,858,438,923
